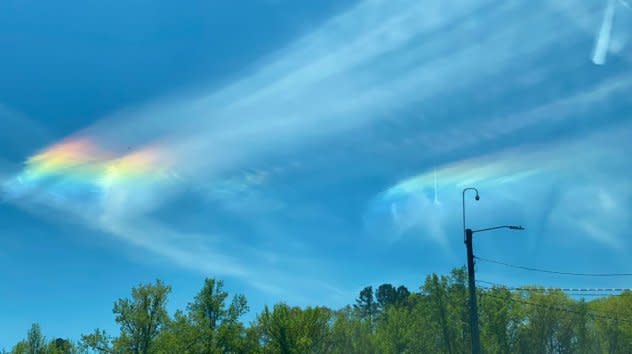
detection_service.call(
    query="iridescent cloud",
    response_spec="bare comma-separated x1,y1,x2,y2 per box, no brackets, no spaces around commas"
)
3,137,173,207
368,127,631,249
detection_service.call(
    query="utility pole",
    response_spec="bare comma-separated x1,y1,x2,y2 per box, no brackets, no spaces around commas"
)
462,187,481,354
462,187,524,354
465,228,481,354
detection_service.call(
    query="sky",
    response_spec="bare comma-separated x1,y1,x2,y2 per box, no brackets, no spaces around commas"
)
1,0,632,347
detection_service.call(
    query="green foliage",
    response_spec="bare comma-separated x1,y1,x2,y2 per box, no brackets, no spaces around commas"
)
112,280,171,354
329,306,375,354
421,268,470,353
159,278,251,354
46,339,76,354
11,324,77,354
184,279,249,354
11,324,46,354
479,286,521,353
11,270,632,353
80,329,112,353
255,304,332,354
374,305,415,353
591,291,632,353
376,284,410,312
353,286,377,324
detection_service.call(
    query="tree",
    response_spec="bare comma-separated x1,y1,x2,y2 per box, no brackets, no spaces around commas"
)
27,324,47,354
10,324,78,354
11,324,46,354
10,270,632,353
395,286,410,306
185,278,249,354
46,338,76,354
374,306,413,353
354,286,377,324
98,279,171,354
376,284,411,312
9,342,28,354
422,269,470,354
479,286,521,353
80,329,113,353
572,299,599,353
257,304,332,354
376,284,397,311
330,306,375,354
151,278,250,354
514,289,576,353
153,310,196,353
591,291,632,353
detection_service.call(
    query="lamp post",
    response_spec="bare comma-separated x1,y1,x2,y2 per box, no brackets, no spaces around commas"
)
462,188,524,354
462,188,480,243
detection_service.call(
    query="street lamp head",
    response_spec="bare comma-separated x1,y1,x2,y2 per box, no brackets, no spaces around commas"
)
508,225,525,230
462,187,480,243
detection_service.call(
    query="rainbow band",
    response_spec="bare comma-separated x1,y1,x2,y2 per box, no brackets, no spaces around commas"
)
7,137,172,199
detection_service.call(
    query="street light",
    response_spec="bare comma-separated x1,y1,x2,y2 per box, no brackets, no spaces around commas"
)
462,187,480,243
462,188,524,354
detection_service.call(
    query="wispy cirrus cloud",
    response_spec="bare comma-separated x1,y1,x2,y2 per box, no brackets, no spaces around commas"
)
2,0,631,297
369,123,632,250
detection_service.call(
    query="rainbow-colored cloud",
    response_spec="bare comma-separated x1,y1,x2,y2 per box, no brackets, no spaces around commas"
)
3,137,174,206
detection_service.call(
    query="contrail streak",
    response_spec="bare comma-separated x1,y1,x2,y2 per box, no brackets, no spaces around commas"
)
593,0,617,65
433,169,439,205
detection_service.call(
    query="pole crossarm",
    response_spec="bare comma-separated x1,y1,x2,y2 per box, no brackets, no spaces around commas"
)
472,225,525,234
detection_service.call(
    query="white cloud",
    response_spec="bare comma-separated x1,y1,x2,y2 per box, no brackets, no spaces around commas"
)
4,0,632,295
372,124,632,249
100,216,249,277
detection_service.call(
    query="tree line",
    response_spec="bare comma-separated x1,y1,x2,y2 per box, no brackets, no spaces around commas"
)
4,268,632,353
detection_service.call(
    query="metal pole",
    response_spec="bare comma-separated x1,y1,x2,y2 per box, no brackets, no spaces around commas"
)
462,187,479,243
463,190,467,243
465,228,481,354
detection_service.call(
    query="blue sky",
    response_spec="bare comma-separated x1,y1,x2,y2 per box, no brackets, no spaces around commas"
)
1,0,632,347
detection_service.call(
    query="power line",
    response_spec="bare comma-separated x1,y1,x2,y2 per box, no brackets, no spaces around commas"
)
477,279,632,293
479,286,620,297
478,280,631,321
475,256,632,277
480,291,632,324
